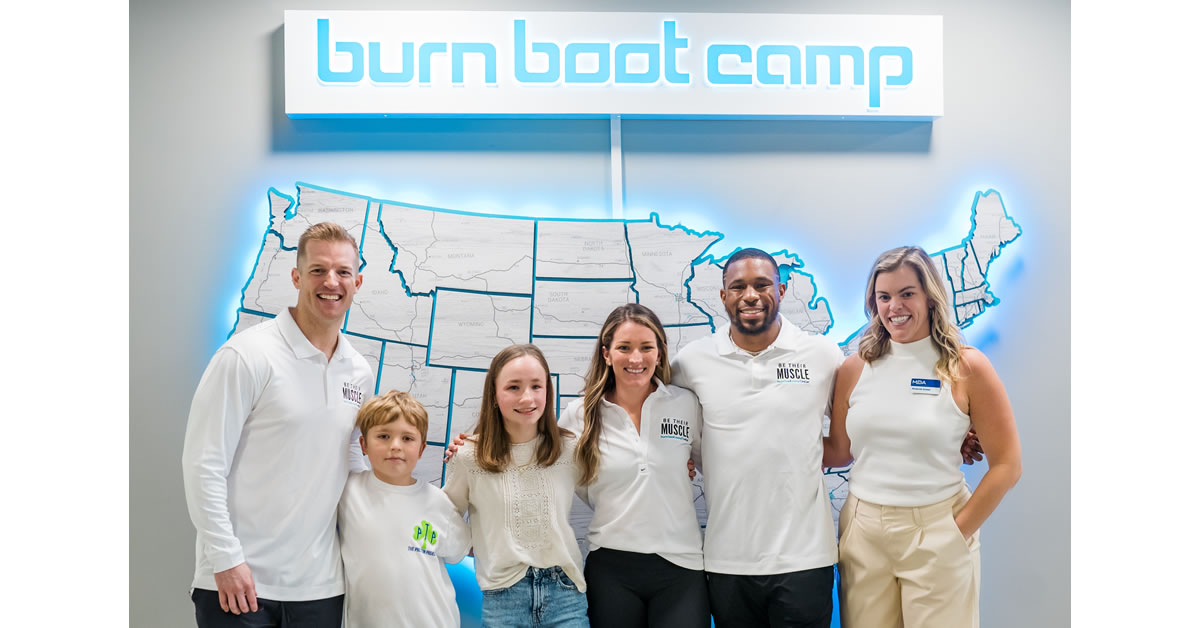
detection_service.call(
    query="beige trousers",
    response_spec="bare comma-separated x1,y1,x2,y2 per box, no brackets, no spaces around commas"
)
837,485,980,628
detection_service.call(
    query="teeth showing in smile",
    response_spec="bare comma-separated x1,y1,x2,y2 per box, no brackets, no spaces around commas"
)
318,294,341,301
889,315,911,324
625,368,646,374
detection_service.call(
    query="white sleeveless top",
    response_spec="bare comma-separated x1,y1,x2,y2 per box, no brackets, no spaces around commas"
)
846,336,970,506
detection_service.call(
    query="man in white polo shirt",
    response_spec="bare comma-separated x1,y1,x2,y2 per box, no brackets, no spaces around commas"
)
671,248,843,627
182,222,374,627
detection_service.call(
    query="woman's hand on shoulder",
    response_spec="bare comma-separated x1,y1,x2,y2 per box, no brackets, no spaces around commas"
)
443,433,474,463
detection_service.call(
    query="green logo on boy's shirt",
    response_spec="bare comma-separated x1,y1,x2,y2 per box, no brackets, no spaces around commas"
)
413,520,439,550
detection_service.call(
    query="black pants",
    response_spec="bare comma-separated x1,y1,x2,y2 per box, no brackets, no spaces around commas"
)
707,565,835,628
191,589,344,628
583,547,711,628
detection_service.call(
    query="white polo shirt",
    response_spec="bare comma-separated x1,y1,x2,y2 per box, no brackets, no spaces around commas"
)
671,316,843,575
559,381,705,570
182,308,374,601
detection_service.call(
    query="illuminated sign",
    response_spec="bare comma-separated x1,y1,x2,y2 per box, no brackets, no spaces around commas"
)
285,11,942,119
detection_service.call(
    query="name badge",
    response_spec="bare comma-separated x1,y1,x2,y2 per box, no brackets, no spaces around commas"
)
910,378,941,395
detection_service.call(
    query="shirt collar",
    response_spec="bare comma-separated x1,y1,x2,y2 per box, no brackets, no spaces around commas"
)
598,377,671,410
715,315,801,357
276,307,348,361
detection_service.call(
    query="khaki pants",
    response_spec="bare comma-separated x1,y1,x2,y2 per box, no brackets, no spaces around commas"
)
837,486,980,628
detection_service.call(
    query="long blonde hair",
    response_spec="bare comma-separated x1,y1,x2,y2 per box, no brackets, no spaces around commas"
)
473,344,573,473
858,246,965,382
576,304,671,485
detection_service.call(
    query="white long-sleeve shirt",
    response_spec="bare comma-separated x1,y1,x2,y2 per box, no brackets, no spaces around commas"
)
559,381,705,570
181,308,373,601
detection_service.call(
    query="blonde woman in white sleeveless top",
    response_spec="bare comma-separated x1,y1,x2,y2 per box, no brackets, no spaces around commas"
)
825,246,1022,628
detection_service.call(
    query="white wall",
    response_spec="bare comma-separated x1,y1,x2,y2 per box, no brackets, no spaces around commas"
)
131,1,1069,625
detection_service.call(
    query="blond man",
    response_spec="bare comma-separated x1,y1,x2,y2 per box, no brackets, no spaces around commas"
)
182,222,374,627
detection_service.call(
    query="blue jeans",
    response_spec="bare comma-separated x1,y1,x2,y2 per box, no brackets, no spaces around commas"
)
482,566,589,628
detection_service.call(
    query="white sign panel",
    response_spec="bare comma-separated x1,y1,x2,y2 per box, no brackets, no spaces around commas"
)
285,11,942,119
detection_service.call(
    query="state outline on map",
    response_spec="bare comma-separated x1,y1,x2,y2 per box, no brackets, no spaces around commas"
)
837,188,1022,350
346,200,435,345
426,287,534,371
625,216,725,328
237,183,377,328
532,278,638,338
377,200,537,296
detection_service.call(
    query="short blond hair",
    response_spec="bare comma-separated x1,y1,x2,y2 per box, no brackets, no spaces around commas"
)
297,222,360,263
355,390,430,442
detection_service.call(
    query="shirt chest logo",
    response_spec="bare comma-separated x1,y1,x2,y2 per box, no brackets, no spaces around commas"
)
775,362,811,383
659,417,690,441
409,519,439,557
342,382,364,407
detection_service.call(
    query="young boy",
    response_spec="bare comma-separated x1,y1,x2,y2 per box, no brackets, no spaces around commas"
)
338,390,471,627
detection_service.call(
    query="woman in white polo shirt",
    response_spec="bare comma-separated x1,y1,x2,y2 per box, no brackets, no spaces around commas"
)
560,303,708,628
826,246,1022,628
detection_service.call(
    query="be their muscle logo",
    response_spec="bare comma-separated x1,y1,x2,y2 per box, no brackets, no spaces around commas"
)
660,417,690,441
776,362,811,383
342,382,364,407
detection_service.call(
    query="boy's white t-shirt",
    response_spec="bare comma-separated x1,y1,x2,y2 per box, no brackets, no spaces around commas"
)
338,470,471,628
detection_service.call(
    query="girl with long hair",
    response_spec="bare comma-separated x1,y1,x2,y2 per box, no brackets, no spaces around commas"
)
443,344,588,627
826,246,1022,628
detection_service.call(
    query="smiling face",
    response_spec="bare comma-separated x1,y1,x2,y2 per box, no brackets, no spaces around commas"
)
291,239,362,329
873,264,932,344
603,320,660,393
360,419,425,486
494,354,548,444
721,257,786,338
